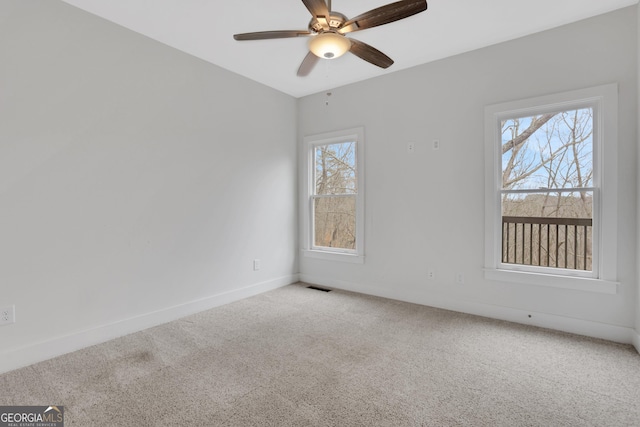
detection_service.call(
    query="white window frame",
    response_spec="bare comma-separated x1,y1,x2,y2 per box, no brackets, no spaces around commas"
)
302,127,365,263
484,84,619,294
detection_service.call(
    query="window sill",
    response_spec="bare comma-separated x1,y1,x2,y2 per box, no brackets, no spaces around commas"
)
303,249,365,264
483,268,618,294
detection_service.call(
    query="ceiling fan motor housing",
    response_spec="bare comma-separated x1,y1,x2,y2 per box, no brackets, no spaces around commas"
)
308,12,348,33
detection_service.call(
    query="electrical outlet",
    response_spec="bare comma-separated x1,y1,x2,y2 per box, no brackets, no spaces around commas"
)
0,305,15,326
433,139,440,150
427,269,436,280
253,259,261,271
456,272,464,284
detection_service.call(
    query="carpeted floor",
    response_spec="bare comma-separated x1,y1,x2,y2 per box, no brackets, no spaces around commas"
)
1,283,639,426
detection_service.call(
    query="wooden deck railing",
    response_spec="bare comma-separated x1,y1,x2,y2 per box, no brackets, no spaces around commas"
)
502,216,592,270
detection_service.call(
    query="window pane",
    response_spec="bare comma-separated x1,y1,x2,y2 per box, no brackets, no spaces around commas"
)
315,142,357,195
501,191,592,271
313,195,356,250
501,108,593,190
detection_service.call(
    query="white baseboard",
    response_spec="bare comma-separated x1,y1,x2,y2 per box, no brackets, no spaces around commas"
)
632,329,640,354
0,274,298,375
300,274,636,346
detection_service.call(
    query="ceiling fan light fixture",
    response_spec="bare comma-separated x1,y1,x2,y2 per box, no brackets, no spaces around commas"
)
309,32,351,59
233,0,428,76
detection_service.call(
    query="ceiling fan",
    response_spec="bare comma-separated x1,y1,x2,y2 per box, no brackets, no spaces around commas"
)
233,0,428,76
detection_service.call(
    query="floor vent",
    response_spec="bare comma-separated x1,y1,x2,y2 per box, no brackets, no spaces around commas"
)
307,286,331,292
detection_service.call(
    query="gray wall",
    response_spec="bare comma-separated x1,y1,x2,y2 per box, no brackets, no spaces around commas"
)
637,4,640,340
299,7,638,340
0,1,298,371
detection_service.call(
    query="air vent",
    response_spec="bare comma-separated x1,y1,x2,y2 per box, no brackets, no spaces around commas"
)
307,286,331,292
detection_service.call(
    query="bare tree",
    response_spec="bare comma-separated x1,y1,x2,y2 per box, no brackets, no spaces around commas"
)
500,108,594,270
501,109,593,215
314,142,357,249
501,113,557,189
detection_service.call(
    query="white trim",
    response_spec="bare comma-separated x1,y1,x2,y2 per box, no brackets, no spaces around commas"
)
500,187,595,195
632,330,640,354
0,275,299,375
302,249,365,263
302,127,365,259
484,84,618,290
300,274,635,345
483,269,618,294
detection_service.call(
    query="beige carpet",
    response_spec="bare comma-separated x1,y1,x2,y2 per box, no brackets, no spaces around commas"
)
1,283,639,426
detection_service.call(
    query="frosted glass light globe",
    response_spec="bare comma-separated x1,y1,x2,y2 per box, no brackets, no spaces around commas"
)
309,32,351,59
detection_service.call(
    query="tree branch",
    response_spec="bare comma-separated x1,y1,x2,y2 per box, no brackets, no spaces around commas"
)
502,113,557,155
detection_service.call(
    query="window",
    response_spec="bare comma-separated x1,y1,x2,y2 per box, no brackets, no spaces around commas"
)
484,85,618,293
303,127,364,262
501,108,595,273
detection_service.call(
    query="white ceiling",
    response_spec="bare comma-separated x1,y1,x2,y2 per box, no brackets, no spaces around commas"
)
61,0,638,98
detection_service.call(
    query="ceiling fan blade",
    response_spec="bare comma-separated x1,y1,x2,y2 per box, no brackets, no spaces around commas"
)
301,0,330,19
297,51,320,76
339,0,427,34
349,38,394,69
234,30,311,41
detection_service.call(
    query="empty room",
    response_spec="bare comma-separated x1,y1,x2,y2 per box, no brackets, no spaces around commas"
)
1,0,640,425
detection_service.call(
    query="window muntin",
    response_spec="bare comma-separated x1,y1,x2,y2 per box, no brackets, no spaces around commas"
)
500,108,595,273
